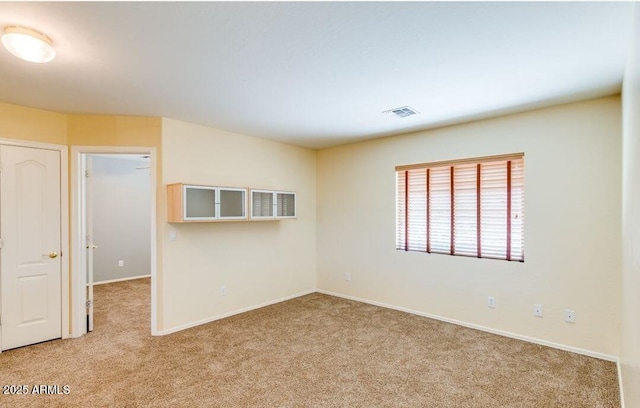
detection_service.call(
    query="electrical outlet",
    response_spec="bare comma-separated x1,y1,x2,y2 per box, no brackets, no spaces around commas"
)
344,273,351,282
118,260,124,267
534,304,543,317
220,286,227,296
169,230,177,241
487,296,496,308
564,309,575,323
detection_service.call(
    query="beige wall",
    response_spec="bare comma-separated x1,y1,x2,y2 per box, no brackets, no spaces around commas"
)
161,118,316,331
621,5,640,406
0,102,67,144
317,96,622,357
67,115,161,147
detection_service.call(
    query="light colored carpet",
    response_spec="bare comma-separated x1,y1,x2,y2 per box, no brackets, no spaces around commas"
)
0,278,619,407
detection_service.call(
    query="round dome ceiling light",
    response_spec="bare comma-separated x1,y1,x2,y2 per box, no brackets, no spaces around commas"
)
2,25,56,63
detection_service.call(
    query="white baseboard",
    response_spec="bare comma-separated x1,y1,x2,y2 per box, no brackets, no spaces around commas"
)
617,358,625,408
157,289,316,336
93,275,151,286
316,289,618,362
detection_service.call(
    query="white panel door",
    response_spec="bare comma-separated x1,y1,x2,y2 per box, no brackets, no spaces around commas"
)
1,145,61,351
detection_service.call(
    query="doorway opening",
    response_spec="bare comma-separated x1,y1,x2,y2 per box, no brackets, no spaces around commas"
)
72,147,157,338
84,154,151,332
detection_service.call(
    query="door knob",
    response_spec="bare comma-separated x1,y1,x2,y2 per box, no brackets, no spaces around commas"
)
48,252,58,259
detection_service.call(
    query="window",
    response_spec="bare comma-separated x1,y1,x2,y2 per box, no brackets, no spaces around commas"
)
396,154,524,261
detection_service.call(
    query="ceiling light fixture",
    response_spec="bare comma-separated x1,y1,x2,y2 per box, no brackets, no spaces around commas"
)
2,25,56,63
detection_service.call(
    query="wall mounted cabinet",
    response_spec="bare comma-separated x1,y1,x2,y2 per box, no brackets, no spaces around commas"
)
168,183,295,223
167,183,247,223
250,190,296,220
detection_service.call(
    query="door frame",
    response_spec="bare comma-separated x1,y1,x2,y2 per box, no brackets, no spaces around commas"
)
70,146,158,337
0,138,69,352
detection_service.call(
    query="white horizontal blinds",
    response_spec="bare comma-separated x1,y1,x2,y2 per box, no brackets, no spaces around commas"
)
396,171,407,250
252,191,273,217
480,161,508,259
429,166,451,253
407,169,427,251
453,163,477,256
510,158,525,261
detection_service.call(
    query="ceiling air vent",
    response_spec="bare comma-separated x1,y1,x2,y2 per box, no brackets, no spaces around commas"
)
383,106,419,118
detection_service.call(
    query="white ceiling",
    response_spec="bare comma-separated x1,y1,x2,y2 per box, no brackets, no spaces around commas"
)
0,2,634,149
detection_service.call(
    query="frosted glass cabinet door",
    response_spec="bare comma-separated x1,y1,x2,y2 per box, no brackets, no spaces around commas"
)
184,185,217,220
219,188,246,219
277,192,296,218
251,190,275,219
